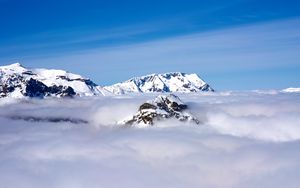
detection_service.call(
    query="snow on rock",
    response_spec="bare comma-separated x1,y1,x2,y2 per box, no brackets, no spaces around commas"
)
0,64,215,98
104,72,214,94
0,63,105,98
118,94,200,126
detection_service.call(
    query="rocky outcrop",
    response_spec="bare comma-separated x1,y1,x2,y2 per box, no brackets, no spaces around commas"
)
119,94,200,126
24,78,76,98
0,75,76,98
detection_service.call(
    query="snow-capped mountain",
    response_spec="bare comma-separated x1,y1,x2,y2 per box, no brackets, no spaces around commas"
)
104,72,214,94
118,94,200,126
0,63,215,98
0,63,105,98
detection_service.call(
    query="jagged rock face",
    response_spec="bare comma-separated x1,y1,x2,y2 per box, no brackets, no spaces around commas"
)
24,78,76,98
0,76,76,98
0,63,105,98
119,94,200,126
104,72,214,94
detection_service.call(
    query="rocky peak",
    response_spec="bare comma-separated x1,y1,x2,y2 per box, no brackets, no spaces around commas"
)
119,94,200,126
104,72,214,94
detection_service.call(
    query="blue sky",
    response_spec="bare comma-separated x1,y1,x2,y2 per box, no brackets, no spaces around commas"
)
0,0,300,90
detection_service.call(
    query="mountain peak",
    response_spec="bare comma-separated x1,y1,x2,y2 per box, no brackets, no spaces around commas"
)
10,62,22,67
0,62,26,73
104,72,214,94
0,63,105,98
0,62,26,69
131,72,186,79
2,62,23,67
118,94,200,126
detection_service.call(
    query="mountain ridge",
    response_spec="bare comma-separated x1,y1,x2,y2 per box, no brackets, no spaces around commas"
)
0,63,214,98
0,63,105,98
104,72,214,94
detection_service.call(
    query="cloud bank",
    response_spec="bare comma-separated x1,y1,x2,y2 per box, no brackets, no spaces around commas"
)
0,92,300,188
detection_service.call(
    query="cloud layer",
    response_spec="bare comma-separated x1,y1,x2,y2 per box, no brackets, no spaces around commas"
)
0,92,300,188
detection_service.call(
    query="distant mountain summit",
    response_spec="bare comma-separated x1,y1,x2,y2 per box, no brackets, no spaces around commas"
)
0,63,105,98
104,72,214,94
0,63,215,98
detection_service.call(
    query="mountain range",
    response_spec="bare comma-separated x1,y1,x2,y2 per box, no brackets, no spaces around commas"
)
0,63,214,98
2,63,299,98
0,62,215,98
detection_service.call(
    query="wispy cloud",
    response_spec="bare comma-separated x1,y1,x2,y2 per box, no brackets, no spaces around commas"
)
0,21,174,56
9,18,299,89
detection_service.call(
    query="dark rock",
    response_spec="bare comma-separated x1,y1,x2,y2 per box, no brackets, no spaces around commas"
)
139,103,157,111
47,85,76,97
25,78,49,98
24,78,76,98
22,71,36,76
0,74,25,97
119,94,200,126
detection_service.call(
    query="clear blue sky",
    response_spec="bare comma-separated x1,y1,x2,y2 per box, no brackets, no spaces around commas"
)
0,0,300,90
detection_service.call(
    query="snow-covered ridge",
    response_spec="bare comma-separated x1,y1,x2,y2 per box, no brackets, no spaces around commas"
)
0,63,215,98
104,72,214,94
0,63,105,98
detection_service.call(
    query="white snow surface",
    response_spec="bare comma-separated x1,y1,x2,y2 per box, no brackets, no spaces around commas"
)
104,72,214,94
153,93,185,105
0,91,300,188
0,63,105,97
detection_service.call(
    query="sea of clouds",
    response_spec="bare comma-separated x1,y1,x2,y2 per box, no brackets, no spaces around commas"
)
0,91,300,188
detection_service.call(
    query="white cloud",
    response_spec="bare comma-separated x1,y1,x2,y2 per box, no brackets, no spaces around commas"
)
0,92,300,188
